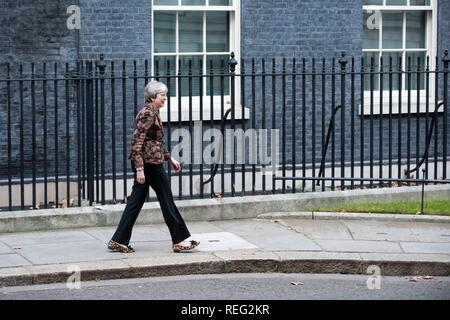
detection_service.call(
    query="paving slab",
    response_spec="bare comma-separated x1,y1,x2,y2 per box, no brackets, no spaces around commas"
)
0,242,13,255
344,220,450,243
0,254,32,268
83,225,170,243
0,230,97,246
400,242,450,254
17,240,127,265
243,233,321,251
212,219,289,236
181,221,226,234
119,241,174,258
315,240,403,253
280,219,353,240
189,232,258,252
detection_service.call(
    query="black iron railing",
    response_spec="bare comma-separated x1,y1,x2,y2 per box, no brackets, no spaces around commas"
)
0,51,449,211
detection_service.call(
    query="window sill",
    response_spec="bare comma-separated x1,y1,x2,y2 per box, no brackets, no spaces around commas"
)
359,100,443,115
160,103,250,122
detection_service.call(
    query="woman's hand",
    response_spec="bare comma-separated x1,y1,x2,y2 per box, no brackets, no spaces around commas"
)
170,157,181,173
136,169,145,184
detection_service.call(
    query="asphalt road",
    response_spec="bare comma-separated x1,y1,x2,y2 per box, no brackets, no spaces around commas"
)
1,273,449,300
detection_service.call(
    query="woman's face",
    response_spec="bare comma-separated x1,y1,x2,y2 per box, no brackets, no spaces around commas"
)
153,92,167,108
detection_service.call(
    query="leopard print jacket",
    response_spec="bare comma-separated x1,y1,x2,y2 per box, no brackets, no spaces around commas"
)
128,103,171,168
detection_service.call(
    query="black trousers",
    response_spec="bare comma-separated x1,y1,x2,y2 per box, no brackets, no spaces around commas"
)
111,163,191,245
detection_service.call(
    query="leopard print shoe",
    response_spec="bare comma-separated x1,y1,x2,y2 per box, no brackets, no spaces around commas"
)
172,240,200,253
107,240,135,253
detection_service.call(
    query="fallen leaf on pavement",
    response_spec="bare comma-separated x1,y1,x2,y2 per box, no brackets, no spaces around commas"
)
409,277,418,282
291,281,304,286
242,251,255,256
423,276,433,280
14,247,22,250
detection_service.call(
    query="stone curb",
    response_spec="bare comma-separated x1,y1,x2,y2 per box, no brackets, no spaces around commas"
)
1,185,449,233
1,255,449,287
257,211,450,223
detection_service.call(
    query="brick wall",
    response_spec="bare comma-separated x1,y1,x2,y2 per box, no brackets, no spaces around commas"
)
78,0,151,60
0,0,76,64
241,0,363,60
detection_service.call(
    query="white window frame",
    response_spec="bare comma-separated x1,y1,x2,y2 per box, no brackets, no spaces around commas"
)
361,0,439,115
152,0,247,122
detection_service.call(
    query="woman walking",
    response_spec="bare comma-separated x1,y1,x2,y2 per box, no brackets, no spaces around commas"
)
108,81,199,253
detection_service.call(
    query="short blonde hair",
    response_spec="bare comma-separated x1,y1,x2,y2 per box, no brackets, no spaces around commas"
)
144,81,168,102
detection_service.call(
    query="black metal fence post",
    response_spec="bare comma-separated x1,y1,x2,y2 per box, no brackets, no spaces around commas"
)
229,52,238,197
122,61,128,201
97,54,107,205
339,52,348,190
442,50,449,180
111,60,117,204
421,168,426,214
86,61,95,205
6,63,12,211
31,63,36,209
65,63,70,207
76,61,82,207
240,58,246,196
19,64,24,209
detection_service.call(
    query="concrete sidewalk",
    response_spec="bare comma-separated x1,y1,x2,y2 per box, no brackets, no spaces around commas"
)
1,215,449,287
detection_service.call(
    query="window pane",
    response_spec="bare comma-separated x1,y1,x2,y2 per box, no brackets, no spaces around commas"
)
154,0,178,4
154,12,176,53
406,11,426,49
363,52,380,91
405,51,426,90
179,11,203,52
363,0,383,4
154,56,177,96
381,52,402,90
386,0,407,5
179,55,203,96
181,0,205,5
382,12,403,49
206,55,230,96
363,11,380,49
206,12,229,52
410,0,430,5
210,0,232,5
